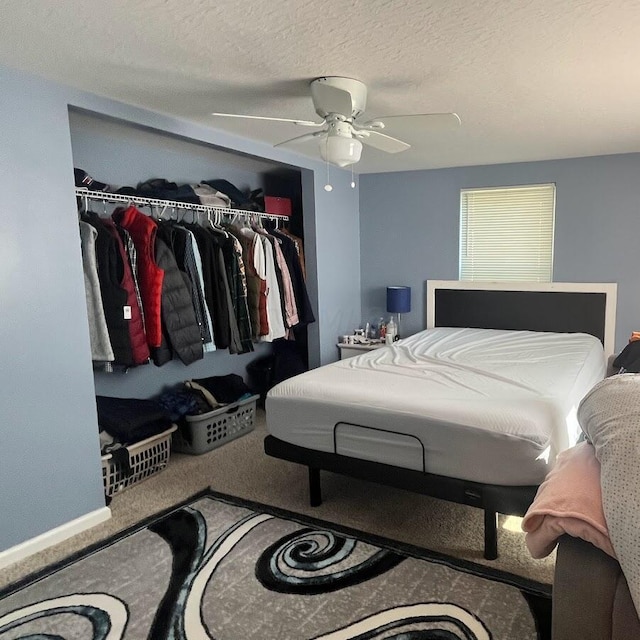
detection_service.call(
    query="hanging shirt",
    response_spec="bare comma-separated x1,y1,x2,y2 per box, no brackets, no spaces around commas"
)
271,229,315,326
259,233,286,341
265,231,299,328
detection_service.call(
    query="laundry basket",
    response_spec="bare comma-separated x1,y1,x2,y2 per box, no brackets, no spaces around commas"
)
101,425,177,497
172,395,259,455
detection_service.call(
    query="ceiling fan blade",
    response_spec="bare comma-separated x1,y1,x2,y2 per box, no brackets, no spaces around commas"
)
274,131,325,147
359,130,411,154
311,82,354,116
211,112,323,127
363,112,461,130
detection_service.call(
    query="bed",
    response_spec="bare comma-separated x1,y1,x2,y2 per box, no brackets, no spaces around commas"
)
264,280,617,559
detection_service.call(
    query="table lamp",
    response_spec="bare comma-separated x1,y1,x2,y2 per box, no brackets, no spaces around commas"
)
386,286,411,338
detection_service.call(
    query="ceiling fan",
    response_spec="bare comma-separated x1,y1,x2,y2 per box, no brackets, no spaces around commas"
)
212,76,461,168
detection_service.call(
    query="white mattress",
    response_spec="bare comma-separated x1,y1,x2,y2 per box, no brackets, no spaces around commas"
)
266,327,606,485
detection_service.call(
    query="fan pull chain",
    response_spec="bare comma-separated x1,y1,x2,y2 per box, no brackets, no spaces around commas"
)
351,165,356,189
324,137,333,192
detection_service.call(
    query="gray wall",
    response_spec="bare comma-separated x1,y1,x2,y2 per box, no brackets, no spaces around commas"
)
360,154,640,352
0,69,105,549
0,64,361,553
305,171,361,366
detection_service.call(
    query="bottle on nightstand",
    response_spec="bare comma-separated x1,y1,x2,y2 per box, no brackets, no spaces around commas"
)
385,317,397,344
378,317,386,341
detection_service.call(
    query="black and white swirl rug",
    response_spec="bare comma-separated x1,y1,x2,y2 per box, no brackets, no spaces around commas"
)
0,491,550,639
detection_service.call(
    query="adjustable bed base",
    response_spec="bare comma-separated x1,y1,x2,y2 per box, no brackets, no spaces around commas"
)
264,433,538,559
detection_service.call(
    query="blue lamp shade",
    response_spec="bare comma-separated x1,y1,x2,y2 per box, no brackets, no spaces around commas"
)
386,286,411,314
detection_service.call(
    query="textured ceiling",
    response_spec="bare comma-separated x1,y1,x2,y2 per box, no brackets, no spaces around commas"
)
2,0,640,173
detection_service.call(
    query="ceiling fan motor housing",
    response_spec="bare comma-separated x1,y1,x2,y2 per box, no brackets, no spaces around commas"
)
325,118,353,138
311,76,368,119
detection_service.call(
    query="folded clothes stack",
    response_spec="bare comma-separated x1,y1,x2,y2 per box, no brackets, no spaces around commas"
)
74,169,266,211
96,395,173,449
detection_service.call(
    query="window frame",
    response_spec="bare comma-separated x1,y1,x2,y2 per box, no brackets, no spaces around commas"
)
459,183,556,282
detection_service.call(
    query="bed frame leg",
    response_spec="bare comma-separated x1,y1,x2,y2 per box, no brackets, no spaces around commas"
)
309,467,322,507
484,509,498,560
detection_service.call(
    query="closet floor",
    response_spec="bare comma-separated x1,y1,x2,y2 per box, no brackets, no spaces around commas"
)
1,409,555,590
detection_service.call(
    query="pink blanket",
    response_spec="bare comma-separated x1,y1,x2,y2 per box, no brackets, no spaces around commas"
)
522,441,615,559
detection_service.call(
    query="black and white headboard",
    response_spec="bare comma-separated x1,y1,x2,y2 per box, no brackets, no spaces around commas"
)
426,280,617,359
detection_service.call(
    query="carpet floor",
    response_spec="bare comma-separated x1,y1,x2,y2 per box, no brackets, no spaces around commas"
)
0,491,551,639
1,410,555,592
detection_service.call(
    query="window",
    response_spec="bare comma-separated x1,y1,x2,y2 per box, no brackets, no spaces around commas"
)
459,184,555,282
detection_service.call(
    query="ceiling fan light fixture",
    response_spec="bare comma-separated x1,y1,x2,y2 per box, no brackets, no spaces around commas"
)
319,135,363,168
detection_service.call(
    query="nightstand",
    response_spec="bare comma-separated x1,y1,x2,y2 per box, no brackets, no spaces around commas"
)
337,342,386,360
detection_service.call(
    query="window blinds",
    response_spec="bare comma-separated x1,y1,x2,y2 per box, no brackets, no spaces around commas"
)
459,183,555,282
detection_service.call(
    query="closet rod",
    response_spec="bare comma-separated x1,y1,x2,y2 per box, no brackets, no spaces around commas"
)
75,188,291,221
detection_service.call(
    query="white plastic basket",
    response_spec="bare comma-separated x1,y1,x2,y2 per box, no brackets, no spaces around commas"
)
172,395,258,455
101,425,177,497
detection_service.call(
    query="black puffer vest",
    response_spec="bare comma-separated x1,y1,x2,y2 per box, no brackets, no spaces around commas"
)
154,237,203,366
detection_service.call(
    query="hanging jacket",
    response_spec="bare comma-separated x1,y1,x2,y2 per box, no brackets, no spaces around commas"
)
154,237,204,365
232,227,269,339
102,218,150,366
113,206,164,348
180,226,217,353
83,212,134,366
117,227,146,333
272,229,315,325
208,229,243,354
157,222,212,351
220,230,253,353
79,221,115,362
271,234,299,329
187,225,231,349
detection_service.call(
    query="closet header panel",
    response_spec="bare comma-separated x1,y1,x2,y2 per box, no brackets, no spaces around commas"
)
68,109,301,194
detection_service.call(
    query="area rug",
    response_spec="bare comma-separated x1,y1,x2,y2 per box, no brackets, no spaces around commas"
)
0,490,551,639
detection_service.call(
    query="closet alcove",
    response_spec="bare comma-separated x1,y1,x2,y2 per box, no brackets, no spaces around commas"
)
69,108,309,399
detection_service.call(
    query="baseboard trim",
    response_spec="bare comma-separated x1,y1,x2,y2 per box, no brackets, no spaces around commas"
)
0,506,112,570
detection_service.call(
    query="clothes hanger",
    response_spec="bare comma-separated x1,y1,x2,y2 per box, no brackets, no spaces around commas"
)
216,210,230,236
77,192,90,220
179,205,195,224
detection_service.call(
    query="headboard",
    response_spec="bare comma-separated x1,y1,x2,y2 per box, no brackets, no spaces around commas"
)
426,280,617,359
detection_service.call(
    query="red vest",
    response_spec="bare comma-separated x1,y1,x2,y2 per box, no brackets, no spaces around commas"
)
113,207,164,348
102,219,150,364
